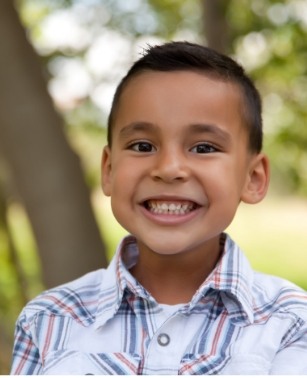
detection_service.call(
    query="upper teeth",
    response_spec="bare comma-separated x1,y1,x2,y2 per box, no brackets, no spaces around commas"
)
147,201,195,214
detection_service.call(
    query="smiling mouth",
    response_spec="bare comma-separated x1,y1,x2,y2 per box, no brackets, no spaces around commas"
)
144,200,198,215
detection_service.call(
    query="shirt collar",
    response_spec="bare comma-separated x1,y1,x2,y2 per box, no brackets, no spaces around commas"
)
94,235,150,329
94,233,255,329
190,235,255,325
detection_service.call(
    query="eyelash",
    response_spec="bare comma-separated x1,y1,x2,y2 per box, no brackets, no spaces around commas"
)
127,141,156,153
127,141,219,154
190,143,219,154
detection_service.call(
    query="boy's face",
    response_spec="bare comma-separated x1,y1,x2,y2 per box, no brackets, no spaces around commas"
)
102,71,268,257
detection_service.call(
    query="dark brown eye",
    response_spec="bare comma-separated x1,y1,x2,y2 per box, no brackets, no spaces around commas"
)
131,142,155,152
191,143,217,153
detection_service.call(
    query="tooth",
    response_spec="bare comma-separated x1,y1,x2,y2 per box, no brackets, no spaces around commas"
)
169,203,176,211
146,200,196,215
161,203,168,211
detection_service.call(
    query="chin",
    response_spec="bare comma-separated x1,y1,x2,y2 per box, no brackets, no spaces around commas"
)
147,242,190,256
153,249,184,256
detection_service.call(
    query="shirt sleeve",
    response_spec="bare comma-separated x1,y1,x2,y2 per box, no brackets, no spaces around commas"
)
10,313,42,375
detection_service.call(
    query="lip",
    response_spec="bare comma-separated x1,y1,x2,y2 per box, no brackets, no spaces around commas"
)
138,195,204,226
140,194,203,205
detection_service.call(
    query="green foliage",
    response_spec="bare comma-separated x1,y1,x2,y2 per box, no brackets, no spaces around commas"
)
16,0,307,196
225,0,307,195
2,0,306,371
0,202,43,373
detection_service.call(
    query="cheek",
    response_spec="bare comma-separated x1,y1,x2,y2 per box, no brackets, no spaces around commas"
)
203,164,244,202
110,179,136,233
109,162,139,200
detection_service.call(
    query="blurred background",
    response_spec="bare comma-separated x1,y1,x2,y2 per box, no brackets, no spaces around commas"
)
1,0,307,372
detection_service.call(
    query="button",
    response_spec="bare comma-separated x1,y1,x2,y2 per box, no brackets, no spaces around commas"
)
157,333,170,346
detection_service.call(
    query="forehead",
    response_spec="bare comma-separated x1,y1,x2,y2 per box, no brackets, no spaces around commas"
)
112,70,246,140
120,69,242,101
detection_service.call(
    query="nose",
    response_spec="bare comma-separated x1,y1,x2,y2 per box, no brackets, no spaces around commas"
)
150,147,189,183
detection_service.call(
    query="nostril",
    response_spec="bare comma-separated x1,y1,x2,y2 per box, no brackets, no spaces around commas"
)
150,154,189,182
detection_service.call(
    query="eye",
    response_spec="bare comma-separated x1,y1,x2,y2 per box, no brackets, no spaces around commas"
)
191,143,218,154
129,141,156,153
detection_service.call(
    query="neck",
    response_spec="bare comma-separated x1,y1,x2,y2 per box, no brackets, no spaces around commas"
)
129,236,222,305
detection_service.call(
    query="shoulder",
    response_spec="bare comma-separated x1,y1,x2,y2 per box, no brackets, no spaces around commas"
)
252,271,307,321
19,269,106,327
225,235,307,319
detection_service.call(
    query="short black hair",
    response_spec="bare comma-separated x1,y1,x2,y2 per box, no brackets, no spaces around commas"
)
107,41,263,152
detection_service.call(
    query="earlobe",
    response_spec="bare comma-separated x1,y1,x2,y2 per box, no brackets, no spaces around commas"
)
101,146,112,196
241,153,270,204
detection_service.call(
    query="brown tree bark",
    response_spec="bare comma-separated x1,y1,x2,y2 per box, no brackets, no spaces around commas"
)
201,0,230,53
0,0,107,288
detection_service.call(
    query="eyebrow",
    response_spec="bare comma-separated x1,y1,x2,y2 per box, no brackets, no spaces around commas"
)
188,123,231,143
118,122,157,140
118,121,231,143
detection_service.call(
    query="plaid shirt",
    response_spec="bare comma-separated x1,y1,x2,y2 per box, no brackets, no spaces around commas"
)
11,234,307,375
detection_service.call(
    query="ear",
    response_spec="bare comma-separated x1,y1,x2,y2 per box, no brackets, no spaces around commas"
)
241,153,270,204
101,146,112,196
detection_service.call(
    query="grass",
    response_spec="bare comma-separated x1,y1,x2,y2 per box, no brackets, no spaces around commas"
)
94,190,307,290
227,194,307,289
1,191,306,373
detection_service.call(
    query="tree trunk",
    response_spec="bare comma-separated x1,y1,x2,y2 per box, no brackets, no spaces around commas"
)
201,0,230,53
0,0,107,288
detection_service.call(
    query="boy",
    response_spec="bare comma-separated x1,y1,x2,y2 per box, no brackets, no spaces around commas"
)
11,41,307,374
